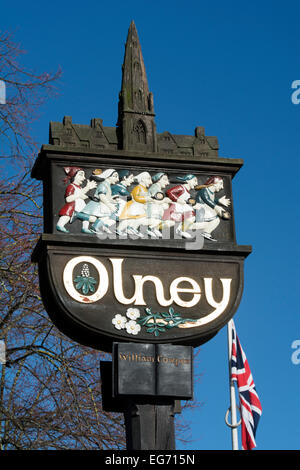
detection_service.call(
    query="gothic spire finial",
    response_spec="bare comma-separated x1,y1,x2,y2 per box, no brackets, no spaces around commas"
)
122,21,152,113
117,22,157,152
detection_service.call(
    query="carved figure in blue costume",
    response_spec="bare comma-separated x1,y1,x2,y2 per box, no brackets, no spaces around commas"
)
77,168,119,234
111,170,134,219
192,176,231,241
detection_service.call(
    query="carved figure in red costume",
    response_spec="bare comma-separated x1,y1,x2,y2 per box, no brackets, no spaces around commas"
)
56,167,97,233
163,174,198,239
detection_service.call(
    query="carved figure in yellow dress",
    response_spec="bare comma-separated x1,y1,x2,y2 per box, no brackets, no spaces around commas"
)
118,172,159,238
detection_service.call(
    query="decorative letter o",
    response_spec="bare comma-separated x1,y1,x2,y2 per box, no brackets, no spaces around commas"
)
63,256,109,303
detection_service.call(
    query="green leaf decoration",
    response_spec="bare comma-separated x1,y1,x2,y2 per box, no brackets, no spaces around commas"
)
138,316,151,326
75,280,84,290
82,282,89,295
89,283,95,293
137,305,198,337
146,327,156,333
73,275,97,295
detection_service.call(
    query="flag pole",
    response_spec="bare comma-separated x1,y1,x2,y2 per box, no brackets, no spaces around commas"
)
226,321,239,450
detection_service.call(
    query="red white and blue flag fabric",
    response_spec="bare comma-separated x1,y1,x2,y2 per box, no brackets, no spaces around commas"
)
229,319,262,450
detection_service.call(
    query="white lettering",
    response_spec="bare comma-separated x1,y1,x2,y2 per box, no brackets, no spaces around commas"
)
63,256,109,303
105,455,140,467
178,278,232,328
63,257,233,324
111,259,173,306
203,278,232,321
169,276,201,308
110,258,137,304
132,274,172,306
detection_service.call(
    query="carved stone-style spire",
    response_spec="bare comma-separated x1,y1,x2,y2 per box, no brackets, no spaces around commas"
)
117,21,157,152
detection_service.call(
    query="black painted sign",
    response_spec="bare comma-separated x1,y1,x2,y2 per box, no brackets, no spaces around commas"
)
33,235,248,351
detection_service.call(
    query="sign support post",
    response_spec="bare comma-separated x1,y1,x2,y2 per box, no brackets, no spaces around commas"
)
124,399,177,450
100,357,179,450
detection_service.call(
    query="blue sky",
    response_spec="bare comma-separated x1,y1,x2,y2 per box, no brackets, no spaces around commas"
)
2,0,300,450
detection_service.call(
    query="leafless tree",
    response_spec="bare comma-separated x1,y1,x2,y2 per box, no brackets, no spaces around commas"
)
0,30,60,161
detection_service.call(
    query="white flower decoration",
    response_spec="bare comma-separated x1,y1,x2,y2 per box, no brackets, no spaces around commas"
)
126,320,141,335
126,308,140,320
112,314,127,330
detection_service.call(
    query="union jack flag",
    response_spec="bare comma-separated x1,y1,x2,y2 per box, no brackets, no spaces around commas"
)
229,319,262,450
